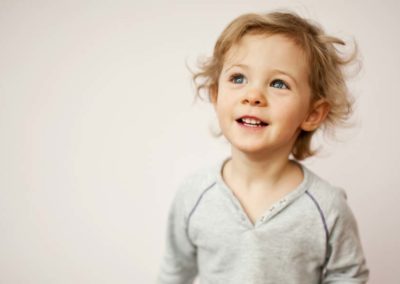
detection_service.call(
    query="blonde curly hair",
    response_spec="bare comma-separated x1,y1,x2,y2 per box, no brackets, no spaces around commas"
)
192,11,358,160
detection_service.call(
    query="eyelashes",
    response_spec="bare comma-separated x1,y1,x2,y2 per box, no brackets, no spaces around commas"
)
228,73,290,90
270,79,289,89
229,73,247,85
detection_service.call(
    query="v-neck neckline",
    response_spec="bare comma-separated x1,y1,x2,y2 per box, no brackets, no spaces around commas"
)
215,157,312,228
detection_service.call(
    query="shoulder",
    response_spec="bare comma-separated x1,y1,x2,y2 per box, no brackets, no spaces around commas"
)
303,166,353,222
301,165,362,239
172,164,219,216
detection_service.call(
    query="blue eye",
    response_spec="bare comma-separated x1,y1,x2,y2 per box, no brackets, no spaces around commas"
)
270,79,289,89
230,73,247,85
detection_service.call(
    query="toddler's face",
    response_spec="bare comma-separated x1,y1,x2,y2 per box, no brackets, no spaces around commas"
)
214,34,314,157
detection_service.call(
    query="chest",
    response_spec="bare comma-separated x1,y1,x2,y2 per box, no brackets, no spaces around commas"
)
188,190,327,268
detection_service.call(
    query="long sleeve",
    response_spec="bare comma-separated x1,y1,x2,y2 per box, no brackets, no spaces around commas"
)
157,187,198,284
322,190,369,283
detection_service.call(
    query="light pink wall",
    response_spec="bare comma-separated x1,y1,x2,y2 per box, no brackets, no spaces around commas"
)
0,0,398,283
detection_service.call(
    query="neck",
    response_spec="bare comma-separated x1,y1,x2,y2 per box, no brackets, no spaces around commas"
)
224,147,297,191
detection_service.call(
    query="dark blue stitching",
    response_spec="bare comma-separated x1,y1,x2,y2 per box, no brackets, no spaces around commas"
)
185,182,216,241
305,190,331,268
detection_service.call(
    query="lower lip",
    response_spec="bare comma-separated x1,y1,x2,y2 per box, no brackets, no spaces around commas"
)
236,121,268,130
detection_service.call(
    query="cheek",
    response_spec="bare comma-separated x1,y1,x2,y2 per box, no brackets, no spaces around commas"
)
215,103,229,121
215,101,234,130
216,91,234,110
274,101,306,122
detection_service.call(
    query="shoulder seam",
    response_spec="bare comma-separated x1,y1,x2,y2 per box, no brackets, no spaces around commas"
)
305,190,332,269
185,181,216,242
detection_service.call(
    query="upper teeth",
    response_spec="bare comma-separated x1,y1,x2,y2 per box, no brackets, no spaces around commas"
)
242,118,262,125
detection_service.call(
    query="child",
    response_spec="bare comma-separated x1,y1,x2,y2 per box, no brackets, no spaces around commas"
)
158,11,369,284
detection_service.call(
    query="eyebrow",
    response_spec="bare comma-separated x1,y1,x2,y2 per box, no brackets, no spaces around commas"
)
223,64,248,74
223,63,299,86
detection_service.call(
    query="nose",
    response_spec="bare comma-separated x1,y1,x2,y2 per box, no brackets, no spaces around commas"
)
241,88,267,107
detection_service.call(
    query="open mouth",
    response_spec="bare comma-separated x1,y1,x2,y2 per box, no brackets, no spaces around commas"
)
236,117,268,128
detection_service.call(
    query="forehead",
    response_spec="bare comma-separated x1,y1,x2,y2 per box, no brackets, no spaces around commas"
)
223,34,309,75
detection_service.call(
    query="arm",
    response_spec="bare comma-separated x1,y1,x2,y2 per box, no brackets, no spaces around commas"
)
322,190,369,284
157,187,198,284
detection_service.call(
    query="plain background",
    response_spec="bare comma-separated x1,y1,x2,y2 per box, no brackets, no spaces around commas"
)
1,0,399,283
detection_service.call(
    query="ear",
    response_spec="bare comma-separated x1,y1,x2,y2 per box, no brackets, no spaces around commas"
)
301,99,330,132
210,85,218,105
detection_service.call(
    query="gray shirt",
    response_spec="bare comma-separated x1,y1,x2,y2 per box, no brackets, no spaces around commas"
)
158,160,369,284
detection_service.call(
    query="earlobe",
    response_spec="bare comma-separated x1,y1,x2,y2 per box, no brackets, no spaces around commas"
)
301,100,330,132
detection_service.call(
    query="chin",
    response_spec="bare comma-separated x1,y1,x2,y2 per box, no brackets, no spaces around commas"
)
231,143,270,156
